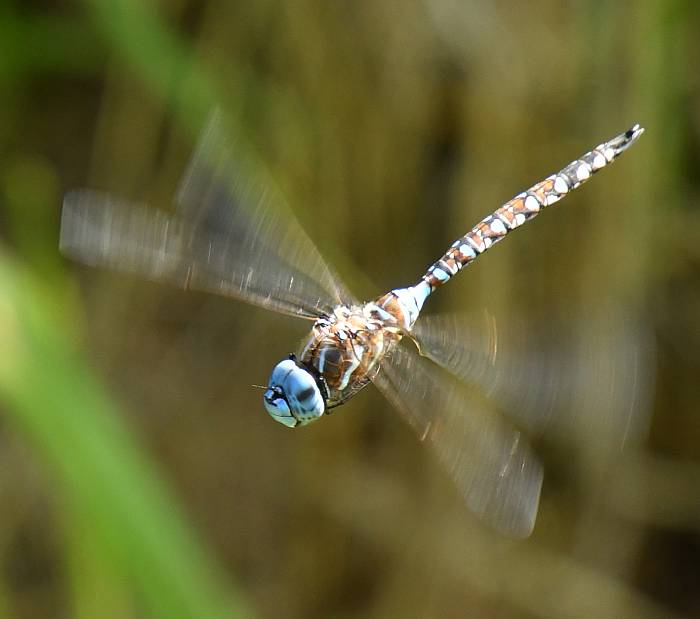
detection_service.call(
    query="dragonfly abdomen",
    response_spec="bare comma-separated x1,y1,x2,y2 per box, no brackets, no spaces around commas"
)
421,124,644,292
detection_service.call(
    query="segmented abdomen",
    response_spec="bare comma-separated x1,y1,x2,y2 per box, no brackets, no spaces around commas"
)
422,124,644,291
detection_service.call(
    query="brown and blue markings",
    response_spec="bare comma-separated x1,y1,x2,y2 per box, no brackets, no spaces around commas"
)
58,115,645,533
276,124,644,425
421,124,644,291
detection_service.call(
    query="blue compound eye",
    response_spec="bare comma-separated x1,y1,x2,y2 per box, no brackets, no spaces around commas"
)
264,358,325,427
297,386,316,403
263,387,296,428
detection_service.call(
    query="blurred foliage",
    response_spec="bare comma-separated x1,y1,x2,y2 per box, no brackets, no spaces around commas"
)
0,253,251,619
1,1,699,618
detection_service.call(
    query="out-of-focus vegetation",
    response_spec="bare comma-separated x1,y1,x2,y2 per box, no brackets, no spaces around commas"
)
1,1,699,618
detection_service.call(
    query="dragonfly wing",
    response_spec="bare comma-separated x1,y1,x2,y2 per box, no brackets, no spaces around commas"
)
60,110,353,319
411,311,654,441
411,312,553,432
373,340,543,537
174,110,353,309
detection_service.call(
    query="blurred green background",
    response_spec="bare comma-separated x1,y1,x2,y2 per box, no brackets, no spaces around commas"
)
1,1,699,618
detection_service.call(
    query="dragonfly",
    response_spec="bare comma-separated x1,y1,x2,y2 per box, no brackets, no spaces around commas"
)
60,111,644,537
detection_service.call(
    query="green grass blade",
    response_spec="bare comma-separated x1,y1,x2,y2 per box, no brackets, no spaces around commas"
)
0,252,253,619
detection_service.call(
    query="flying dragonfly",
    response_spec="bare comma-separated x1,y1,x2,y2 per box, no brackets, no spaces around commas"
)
60,112,644,537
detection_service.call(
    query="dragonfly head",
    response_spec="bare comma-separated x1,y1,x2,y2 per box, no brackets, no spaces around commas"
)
263,357,325,428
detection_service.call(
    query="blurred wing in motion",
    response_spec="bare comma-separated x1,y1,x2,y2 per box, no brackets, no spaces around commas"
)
411,310,655,444
373,341,543,537
60,111,352,319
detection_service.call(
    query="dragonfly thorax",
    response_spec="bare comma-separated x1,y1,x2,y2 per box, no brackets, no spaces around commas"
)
299,292,420,411
266,285,430,425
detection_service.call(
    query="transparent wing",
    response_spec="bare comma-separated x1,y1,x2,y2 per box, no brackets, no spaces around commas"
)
60,110,353,319
412,312,557,434
373,340,543,538
411,310,654,442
